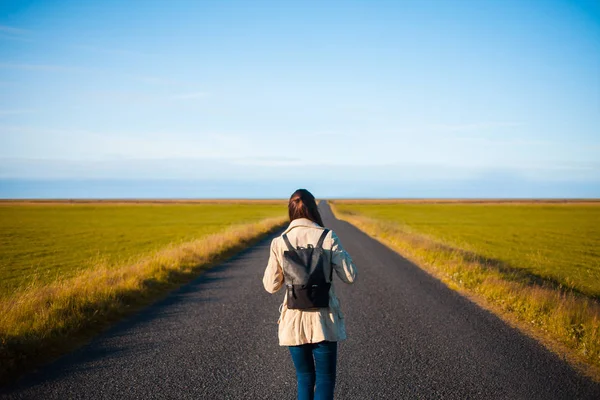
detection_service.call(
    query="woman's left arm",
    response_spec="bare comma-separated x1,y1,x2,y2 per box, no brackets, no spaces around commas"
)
263,238,284,293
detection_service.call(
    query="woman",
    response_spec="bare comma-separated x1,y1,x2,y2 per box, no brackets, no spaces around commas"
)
263,189,357,400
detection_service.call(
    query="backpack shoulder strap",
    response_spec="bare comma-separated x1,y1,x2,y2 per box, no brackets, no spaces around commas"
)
316,229,330,249
282,234,296,252
316,229,335,282
320,229,335,282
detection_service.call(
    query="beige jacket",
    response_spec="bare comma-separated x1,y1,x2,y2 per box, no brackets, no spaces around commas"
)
263,218,357,346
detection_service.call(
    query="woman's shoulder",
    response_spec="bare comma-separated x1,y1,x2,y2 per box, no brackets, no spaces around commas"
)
324,228,338,241
273,226,334,246
270,235,283,247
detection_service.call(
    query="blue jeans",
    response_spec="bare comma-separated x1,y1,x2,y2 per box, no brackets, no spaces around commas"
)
288,341,337,400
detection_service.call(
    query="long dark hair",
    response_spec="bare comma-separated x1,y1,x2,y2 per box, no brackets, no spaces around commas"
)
288,189,324,227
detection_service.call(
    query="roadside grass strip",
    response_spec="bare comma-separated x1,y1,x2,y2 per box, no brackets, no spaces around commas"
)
0,201,287,292
329,202,600,381
0,216,286,385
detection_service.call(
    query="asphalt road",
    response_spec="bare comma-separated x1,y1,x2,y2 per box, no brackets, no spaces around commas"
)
2,201,599,399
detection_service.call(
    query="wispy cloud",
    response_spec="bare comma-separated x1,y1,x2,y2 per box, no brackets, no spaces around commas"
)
0,62,82,72
0,24,32,41
72,44,152,57
133,75,198,86
230,156,306,167
0,109,35,117
428,122,522,132
87,90,156,103
0,25,29,35
169,92,208,100
0,125,257,160
85,89,209,103
451,136,553,146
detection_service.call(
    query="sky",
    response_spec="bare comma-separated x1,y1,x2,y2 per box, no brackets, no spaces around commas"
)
0,0,599,198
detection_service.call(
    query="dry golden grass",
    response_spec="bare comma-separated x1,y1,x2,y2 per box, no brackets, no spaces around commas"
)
330,198,600,205
0,199,287,206
329,203,600,381
0,216,286,385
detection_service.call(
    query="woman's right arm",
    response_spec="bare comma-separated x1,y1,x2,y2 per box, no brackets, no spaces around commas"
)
263,238,284,293
330,231,357,284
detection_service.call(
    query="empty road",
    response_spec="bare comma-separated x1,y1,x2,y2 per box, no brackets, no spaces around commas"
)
2,201,599,399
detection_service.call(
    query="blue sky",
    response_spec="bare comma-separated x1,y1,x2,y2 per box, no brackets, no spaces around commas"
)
1,0,599,198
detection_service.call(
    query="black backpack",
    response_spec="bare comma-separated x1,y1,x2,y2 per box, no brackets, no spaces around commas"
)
281,229,332,310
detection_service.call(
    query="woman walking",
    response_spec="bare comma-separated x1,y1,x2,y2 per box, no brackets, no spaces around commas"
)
263,189,357,400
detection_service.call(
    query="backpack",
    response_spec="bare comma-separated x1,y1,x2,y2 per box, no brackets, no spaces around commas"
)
281,229,332,310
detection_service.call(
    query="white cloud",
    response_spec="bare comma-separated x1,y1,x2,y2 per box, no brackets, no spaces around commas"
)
0,126,256,160
0,25,30,35
84,89,209,103
0,63,82,72
71,44,152,57
87,90,157,103
132,75,201,87
428,122,522,132
450,136,553,146
0,109,35,117
169,92,208,100
0,24,31,41
229,156,306,167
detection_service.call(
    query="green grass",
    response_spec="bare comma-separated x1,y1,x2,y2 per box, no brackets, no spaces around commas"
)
331,200,600,379
333,202,600,299
0,200,287,385
0,202,285,294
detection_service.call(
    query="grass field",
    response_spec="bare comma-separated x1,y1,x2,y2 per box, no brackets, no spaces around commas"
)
0,201,285,294
0,200,287,384
330,200,600,379
332,201,600,298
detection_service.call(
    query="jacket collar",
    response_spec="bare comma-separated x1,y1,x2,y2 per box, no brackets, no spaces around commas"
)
283,218,323,234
